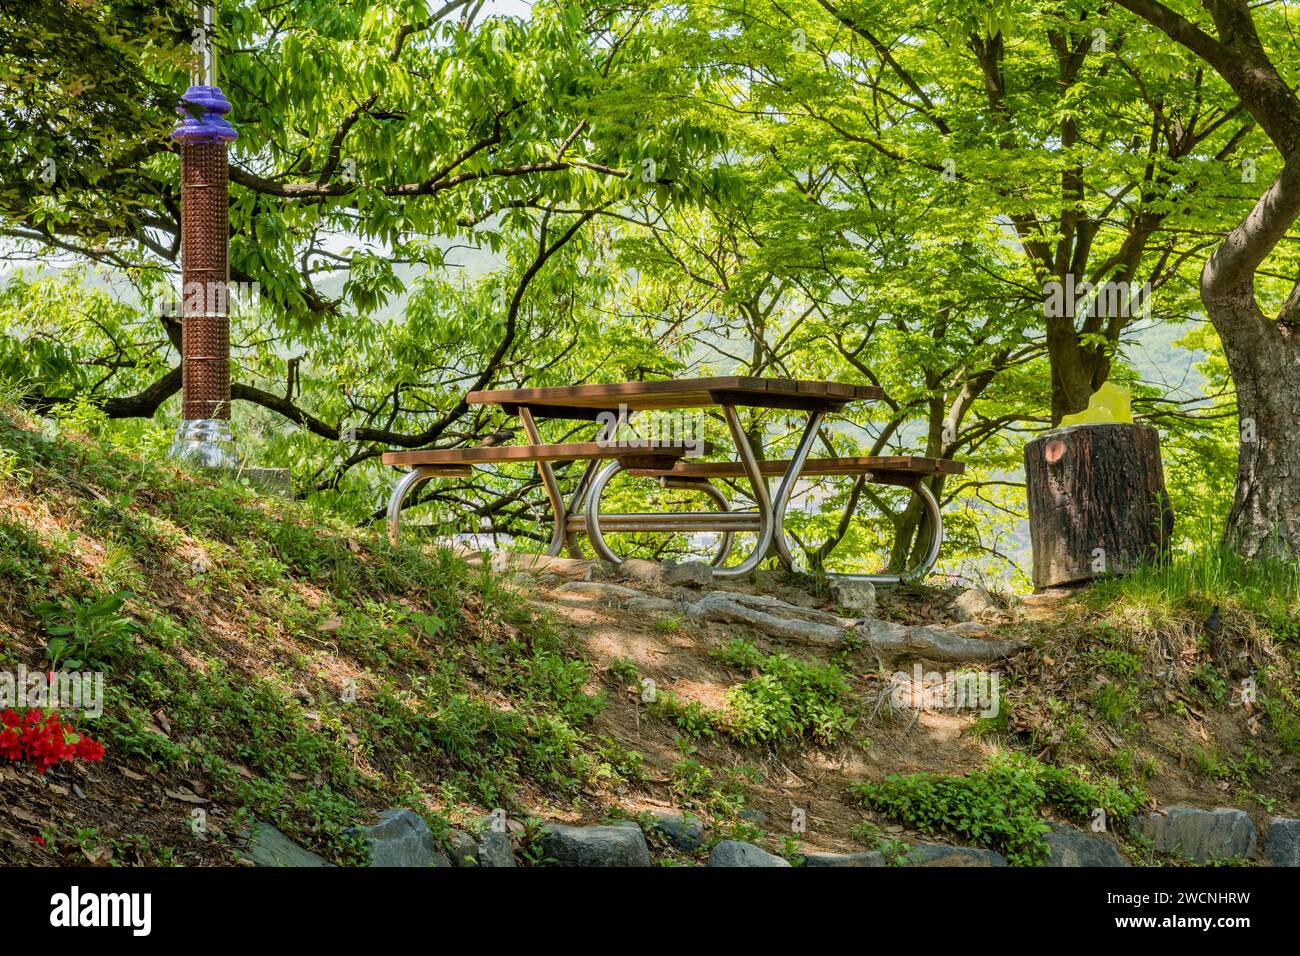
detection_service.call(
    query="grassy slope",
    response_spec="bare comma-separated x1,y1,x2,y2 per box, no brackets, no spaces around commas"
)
0,408,1297,866
0,408,616,865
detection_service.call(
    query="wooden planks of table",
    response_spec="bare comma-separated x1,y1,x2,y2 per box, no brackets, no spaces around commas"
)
383,377,961,583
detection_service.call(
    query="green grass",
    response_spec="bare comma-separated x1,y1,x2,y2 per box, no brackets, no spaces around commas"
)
1088,533,1300,626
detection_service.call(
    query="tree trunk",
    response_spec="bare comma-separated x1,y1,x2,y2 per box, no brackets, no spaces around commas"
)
1024,423,1173,588
1206,291,1300,559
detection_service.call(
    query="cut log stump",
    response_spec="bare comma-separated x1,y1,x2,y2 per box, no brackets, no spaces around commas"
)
1024,423,1174,589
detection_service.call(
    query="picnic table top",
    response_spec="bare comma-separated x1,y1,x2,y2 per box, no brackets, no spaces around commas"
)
466,376,884,416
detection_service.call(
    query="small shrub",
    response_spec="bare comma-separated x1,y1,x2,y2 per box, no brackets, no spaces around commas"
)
853,752,1145,866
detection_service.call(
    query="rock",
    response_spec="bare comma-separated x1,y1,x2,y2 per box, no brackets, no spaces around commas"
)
857,617,1024,663
476,818,518,867
555,581,647,602
1129,806,1257,863
443,828,479,866
803,843,1005,867
651,813,706,852
707,840,792,867
1263,817,1300,867
902,843,1008,866
952,587,997,622
801,851,886,867
239,822,334,867
360,809,450,867
663,561,714,587
619,558,664,586
739,808,768,823
490,552,594,580
950,621,989,636
1043,824,1129,867
691,591,852,645
830,578,877,616
626,596,684,615
539,822,651,867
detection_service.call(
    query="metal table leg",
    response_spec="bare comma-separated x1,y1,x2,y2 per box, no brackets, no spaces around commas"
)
832,480,945,584
387,466,435,544
517,406,571,557
710,405,777,579
770,410,824,569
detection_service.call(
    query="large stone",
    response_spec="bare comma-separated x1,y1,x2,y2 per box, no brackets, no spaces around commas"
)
362,809,450,867
803,843,1005,867
443,828,479,866
1043,824,1129,867
1129,806,1257,863
663,561,714,587
801,851,886,867
626,596,684,615
490,552,594,581
707,840,792,867
902,843,1007,866
952,587,997,622
555,581,647,602
618,558,664,586
539,822,651,867
830,578,877,616
476,818,518,867
651,813,706,852
239,822,334,867
1263,818,1300,867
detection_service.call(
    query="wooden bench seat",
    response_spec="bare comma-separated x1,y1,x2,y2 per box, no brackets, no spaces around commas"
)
381,441,707,475
626,455,963,485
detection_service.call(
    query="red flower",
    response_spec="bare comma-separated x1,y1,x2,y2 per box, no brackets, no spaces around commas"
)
0,708,104,773
73,737,105,762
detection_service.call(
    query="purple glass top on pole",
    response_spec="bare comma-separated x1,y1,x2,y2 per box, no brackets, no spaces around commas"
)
172,84,237,145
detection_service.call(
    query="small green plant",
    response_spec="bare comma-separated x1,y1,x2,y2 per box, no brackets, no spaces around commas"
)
724,653,854,746
1192,662,1228,705
879,838,909,866
1091,682,1139,729
607,657,640,686
1086,648,1143,679
36,590,140,670
671,757,713,797
647,691,720,739
711,638,763,670
1260,683,1300,753
849,820,881,848
779,834,804,864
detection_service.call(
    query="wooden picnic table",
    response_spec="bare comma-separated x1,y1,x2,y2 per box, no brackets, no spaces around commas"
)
384,377,961,583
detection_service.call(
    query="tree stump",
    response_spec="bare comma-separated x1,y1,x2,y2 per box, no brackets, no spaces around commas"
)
1024,423,1173,589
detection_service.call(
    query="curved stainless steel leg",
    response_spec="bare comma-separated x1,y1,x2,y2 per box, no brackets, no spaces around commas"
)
563,406,628,557
712,405,775,580
770,410,824,568
832,480,945,585
517,406,570,557
585,460,626,564
387,467,435,545
661,477,734,567
586,464,741,566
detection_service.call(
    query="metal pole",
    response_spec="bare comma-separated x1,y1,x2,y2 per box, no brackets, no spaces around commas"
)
169,2,239,468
